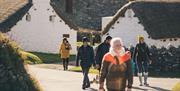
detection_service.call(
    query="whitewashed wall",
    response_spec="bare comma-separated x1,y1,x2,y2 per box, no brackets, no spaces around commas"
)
7,0,77,54
102,9,180,48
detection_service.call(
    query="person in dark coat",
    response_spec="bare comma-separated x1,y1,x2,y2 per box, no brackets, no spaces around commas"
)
95,36,112,71
133,36,152,86
76,37,95,90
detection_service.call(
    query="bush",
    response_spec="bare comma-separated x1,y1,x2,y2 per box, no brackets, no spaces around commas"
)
0,33,42,91
20,51,42,64
172,82,180,91
149,46,180,73
30,52,76,63
69,66,99,74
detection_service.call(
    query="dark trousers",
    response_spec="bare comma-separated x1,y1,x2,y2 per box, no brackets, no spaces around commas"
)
62,58,69,70
81,66,90,87
97,63,102,72
136,61,148,73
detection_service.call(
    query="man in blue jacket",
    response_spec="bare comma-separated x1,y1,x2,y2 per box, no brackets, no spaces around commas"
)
76,37,95,90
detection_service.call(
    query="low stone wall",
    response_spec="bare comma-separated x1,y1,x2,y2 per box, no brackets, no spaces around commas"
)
149,46,180,72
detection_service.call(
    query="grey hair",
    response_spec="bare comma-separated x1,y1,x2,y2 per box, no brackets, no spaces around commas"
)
110,37,123,47
109,37,125,56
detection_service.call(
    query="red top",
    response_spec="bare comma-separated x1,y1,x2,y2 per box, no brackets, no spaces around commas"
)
103,51,131,64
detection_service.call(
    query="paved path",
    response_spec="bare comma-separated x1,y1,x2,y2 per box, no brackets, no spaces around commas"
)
28,65,180,91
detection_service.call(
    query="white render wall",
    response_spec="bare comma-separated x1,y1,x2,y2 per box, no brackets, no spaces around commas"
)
102,9,180,48
7,0,77,54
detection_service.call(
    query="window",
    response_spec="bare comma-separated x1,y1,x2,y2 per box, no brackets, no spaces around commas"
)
170,38,172,41
63,34,70,38
34,8,37,11
111,27,114,29
26,13,31,22
163,39,166,42
174,38,177,41
49,15,56,22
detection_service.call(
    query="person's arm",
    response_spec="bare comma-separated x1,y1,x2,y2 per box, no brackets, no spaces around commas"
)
76,47,81,66
126,59,133,89
95,44,102,65
90,47,96,67
146,44,152,63
99,60,110,90
133,45,138,62
68,43,72,50
59,44,62,56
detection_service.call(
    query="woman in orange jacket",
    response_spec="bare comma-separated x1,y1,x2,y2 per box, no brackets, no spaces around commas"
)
59,38,71,70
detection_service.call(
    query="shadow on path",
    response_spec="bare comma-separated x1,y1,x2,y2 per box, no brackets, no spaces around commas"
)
87,88,98,91
132,86,149,91
132,85,170,91
148,86,170,91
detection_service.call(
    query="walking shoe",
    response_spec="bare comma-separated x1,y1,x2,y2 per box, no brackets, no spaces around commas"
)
86,84,90,88
144,83,149,86
65,66,68,70
82,86,86,90
82,84,86,90
139,83,143,86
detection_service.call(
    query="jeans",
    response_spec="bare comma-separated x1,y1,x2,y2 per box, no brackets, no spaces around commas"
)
81,66,90,87
136,61,148,73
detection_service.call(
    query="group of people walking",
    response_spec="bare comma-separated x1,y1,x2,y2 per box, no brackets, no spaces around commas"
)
59,35,152,91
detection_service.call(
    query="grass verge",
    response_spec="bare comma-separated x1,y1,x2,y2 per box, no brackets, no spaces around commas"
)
20,51,42,64
172,82,180,91
30,52,76,63
69,66,99,74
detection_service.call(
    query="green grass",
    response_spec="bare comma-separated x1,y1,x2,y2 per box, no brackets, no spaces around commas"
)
29,52,76,63
69,66,99,74
172,82,180,91
77,42,99,47
20,51,42,64
77,42,83,47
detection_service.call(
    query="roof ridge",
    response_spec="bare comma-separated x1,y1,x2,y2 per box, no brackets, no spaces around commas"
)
101,0,180,39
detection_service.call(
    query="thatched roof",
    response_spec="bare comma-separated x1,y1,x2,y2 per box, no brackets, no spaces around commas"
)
50,1,79,30
0,0,79,32
0,0,32,32
50,0,128,32
102,1,180,39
